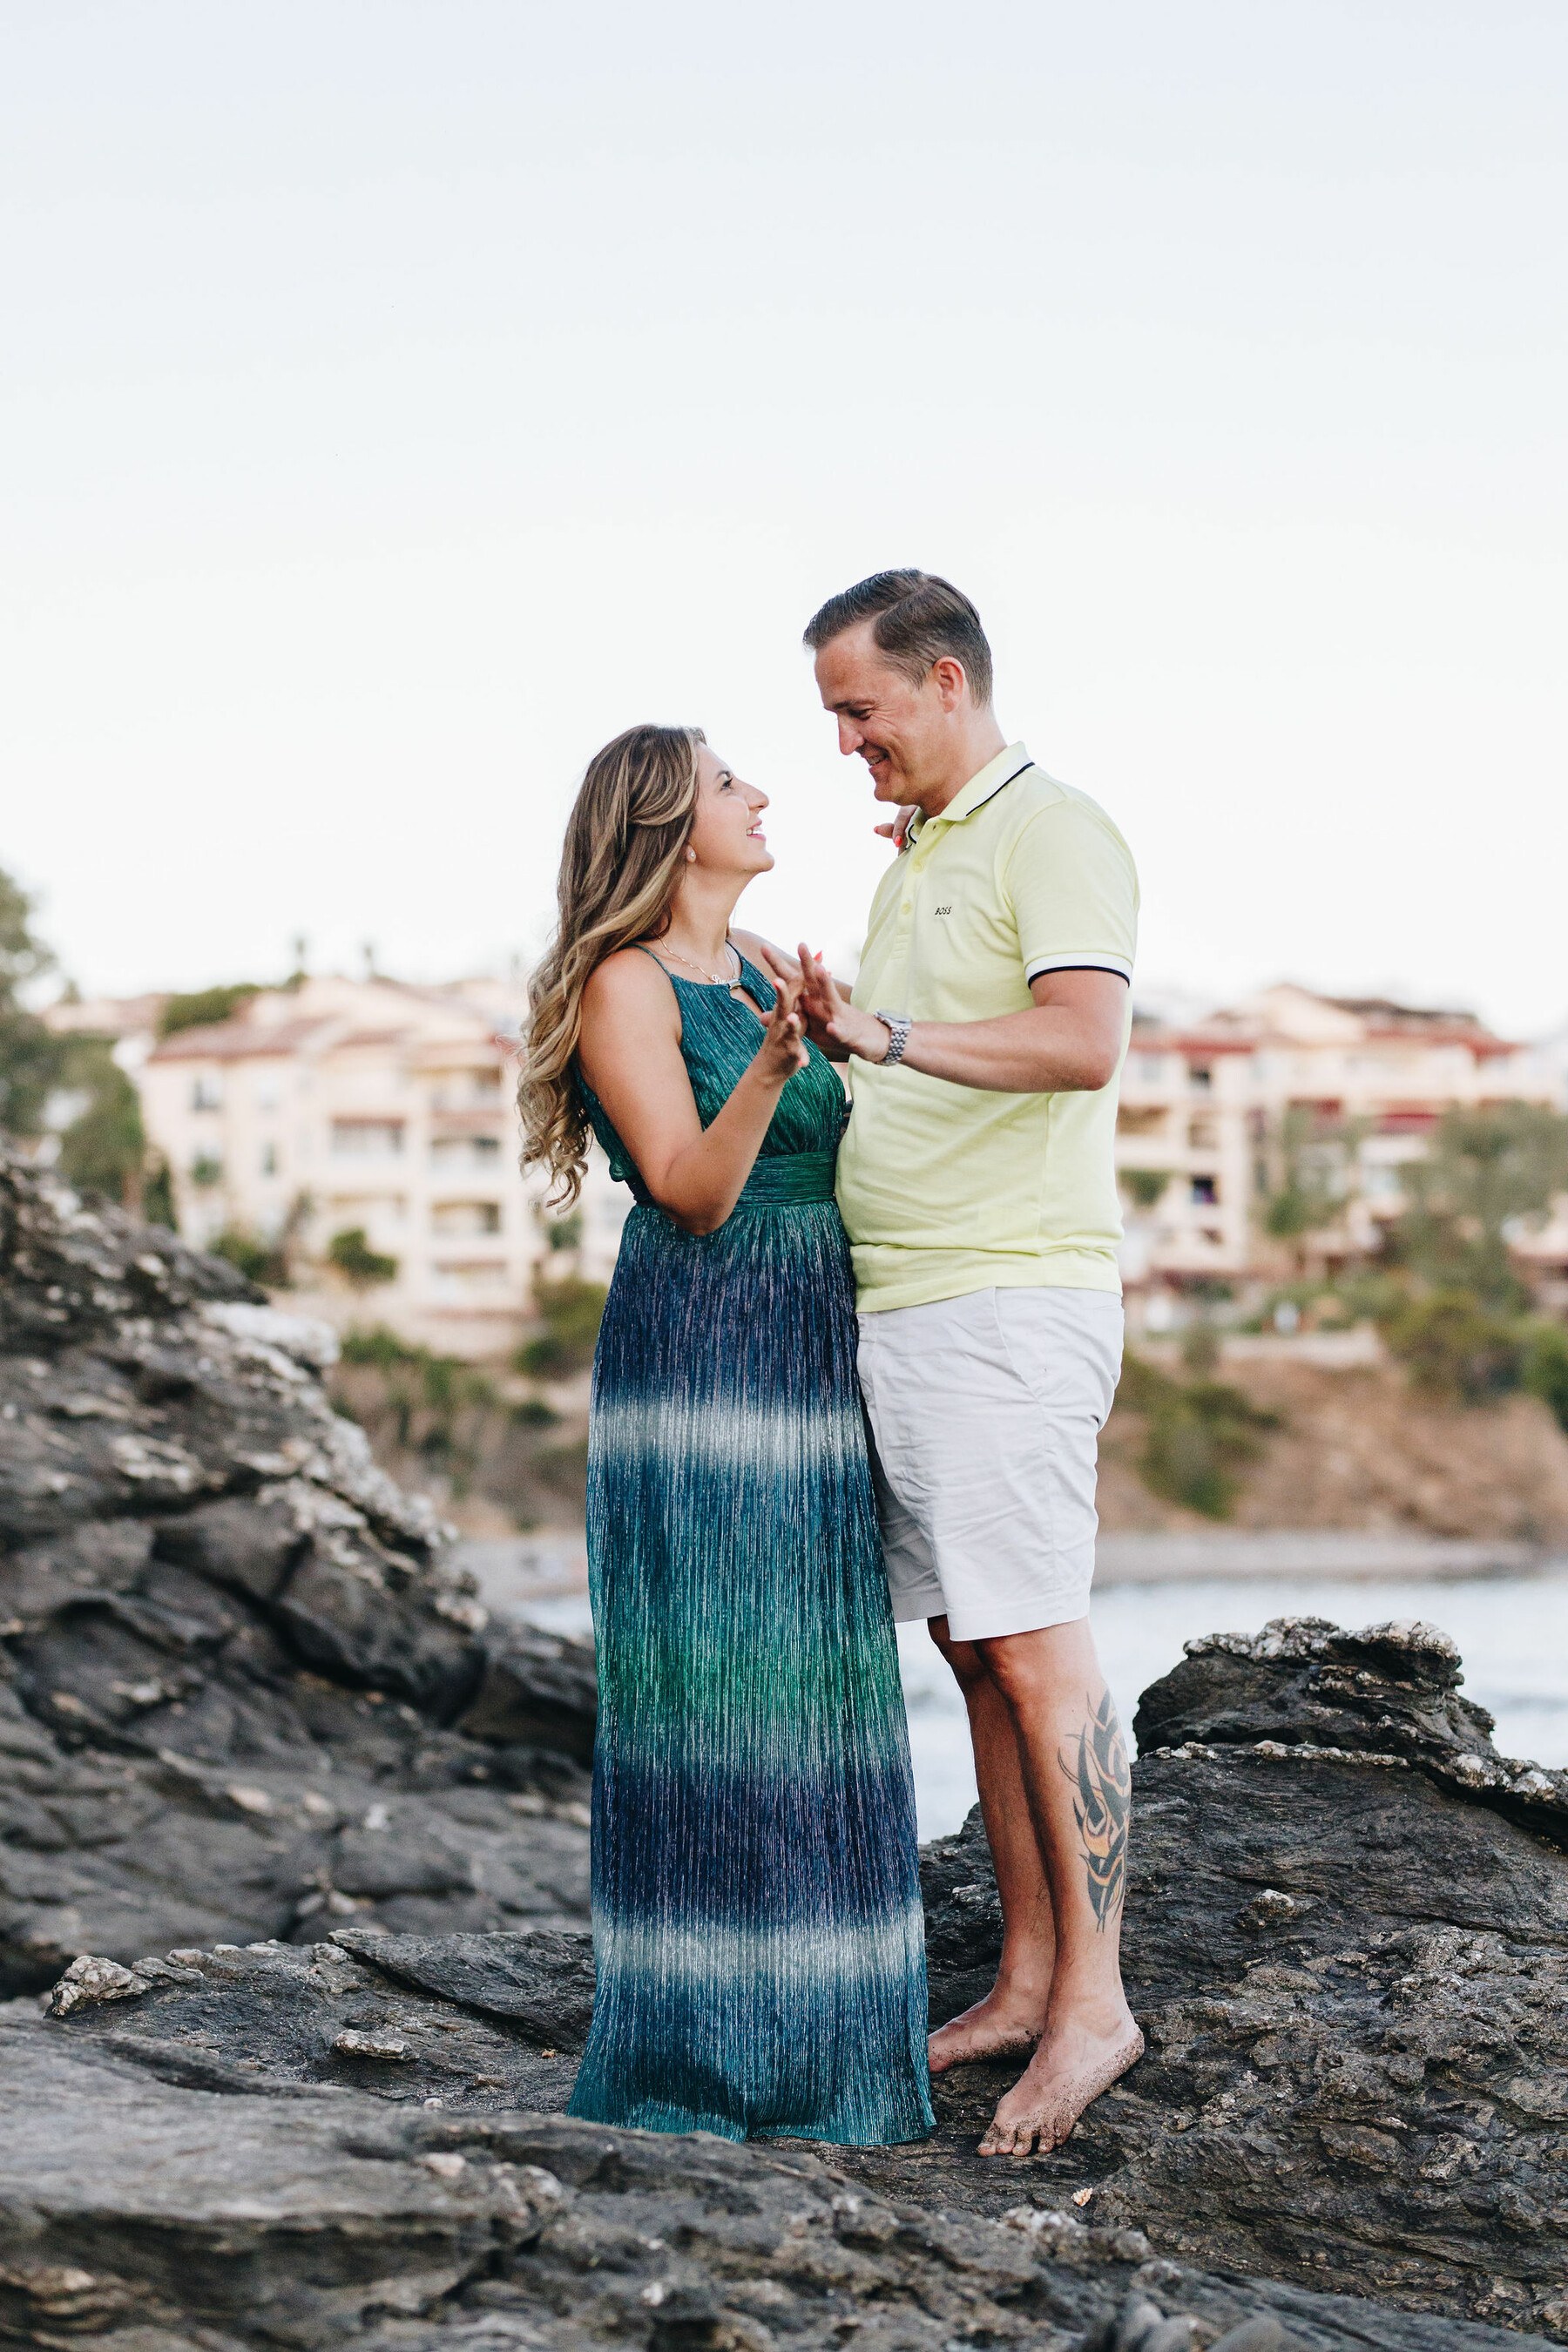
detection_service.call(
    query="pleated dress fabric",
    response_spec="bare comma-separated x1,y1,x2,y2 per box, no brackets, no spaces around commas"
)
566,953,934,2147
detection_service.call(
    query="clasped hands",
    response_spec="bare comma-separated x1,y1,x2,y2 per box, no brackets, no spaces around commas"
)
757,942,894,1066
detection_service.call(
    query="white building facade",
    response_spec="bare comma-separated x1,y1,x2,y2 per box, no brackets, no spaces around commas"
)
1116,983,1554,1319
125,975,628,1354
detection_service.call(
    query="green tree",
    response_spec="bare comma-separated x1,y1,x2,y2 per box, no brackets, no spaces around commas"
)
52,1035,145,1204
158,983,260,1038
140,1156,177,1229
1392,1105,1568,1307
0,866,61,1138
1261,1106,1365,1247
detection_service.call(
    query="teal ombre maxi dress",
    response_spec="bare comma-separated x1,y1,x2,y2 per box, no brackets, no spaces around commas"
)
566,952,933,2147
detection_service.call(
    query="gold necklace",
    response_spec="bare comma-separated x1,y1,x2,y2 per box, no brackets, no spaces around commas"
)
655,937,740,988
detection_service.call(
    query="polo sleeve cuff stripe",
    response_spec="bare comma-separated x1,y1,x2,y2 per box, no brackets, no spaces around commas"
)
1024,953,1133,983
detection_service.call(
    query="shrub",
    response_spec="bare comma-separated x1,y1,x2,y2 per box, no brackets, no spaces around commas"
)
327,1227,399,1288
1522,1321,1568,1436
1116,1349,1279,1520
1379,1289,1524,1403
1121,1168,1170,1211
211,1227,290,1287
332,1326,497,1487
511,1396,561,1428
514,1269,607,1379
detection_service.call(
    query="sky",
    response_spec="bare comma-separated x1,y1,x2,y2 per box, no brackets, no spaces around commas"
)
3,2,1565,1035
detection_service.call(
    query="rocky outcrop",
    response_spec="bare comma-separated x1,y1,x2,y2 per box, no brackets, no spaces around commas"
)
25,1619,1567,2349
882,1617,1568,2343
6,1160,1565,2344
11,1950,1543,2352
0,1154,596,1987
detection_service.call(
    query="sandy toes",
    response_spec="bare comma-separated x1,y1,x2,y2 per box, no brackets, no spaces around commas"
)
977,2019,1145,2156
927,1995,1047,2077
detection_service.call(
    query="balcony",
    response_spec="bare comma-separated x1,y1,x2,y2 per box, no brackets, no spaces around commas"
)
431,1200,503,1236
429,1135,503,1174
330,1119,405,1159
429,1259,513,1299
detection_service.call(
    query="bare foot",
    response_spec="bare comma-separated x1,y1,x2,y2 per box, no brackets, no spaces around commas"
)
977,2006,1144,2156
928,1988,1048,2077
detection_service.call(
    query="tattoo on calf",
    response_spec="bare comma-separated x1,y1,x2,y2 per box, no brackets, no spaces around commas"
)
1061,1688,1132,1930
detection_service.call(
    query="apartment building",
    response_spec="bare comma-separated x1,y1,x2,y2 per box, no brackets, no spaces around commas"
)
104,975,628,1353
1117,983,1549,1319
44,971,1564,1342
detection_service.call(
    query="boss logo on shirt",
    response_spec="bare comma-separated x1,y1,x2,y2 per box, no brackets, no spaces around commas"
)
934,905,953,916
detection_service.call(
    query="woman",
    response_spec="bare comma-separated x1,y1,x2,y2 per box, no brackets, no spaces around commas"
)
519,722,932,2147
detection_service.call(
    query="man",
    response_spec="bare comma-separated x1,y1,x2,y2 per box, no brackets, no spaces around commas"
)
794,570,1141,2159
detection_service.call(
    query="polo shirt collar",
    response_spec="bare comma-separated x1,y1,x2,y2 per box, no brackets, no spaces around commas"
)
914,741,1033,835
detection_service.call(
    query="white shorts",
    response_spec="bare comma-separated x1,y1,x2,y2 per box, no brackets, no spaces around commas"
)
855,1286,1123,1644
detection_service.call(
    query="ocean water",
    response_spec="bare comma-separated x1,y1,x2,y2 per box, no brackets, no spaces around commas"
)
896,1572,1568,1841
522,1572,1568,1843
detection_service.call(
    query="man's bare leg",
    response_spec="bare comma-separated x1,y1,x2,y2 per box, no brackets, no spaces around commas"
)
970,1620,1141,2157
926,1617,1055,2072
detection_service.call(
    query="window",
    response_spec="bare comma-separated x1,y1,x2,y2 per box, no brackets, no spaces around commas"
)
190,1152,224,1187
429,1260,511,1295
191,1076,223,1112
1137,1054,1168,1085
330,1119,404,1158
429,1134,502,1172
431,1200,502,1236
429,1068,504,1112
260,1142,279,1177
1191,1174,1218,1206
1187,1064,1213,1092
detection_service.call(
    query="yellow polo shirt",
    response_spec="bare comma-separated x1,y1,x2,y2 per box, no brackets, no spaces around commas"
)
837,743,1138,1314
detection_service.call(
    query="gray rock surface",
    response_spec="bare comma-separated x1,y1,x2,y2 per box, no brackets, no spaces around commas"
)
881,1616,1568,2343
5,1161,1565,2345
36,1610,1568,2347
10,1981,1545,2351
0,1153,596,1988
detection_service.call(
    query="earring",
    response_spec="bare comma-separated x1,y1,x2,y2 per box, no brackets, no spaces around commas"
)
686,848,697,862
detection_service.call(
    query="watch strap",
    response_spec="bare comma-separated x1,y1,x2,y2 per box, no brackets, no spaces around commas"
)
874,1010,912,1067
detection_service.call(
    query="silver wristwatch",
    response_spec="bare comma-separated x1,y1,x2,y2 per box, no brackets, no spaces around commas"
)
874,1010,912,1066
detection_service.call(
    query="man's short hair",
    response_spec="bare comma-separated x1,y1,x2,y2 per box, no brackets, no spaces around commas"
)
802,570,994,708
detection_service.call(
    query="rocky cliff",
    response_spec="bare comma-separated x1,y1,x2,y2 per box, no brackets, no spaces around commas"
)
896,1616,1568,2341
4,1158,1565,2349
0,1152,598,1987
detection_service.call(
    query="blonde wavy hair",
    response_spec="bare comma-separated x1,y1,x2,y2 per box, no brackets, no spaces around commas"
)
519,723,705,1206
